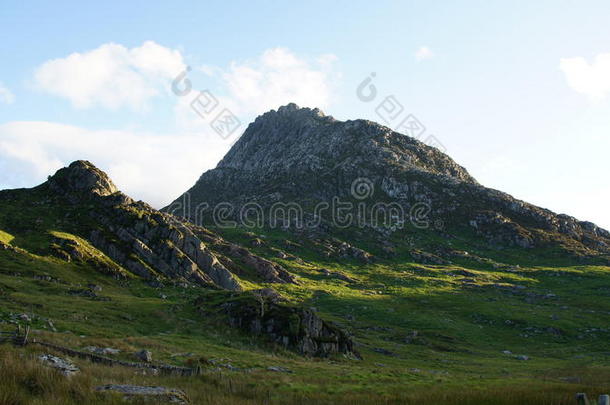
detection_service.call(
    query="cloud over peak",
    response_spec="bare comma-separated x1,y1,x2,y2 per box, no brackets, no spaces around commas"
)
217,47,339,114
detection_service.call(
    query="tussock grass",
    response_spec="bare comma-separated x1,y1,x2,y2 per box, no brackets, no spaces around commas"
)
1,345,608,405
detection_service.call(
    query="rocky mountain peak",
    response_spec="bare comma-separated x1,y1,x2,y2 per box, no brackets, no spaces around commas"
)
276,102,328,119
215,103,475,184
47,160,118,198
166,105,610,257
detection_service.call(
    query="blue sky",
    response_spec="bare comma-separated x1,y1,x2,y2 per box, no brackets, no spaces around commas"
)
1,0,609,229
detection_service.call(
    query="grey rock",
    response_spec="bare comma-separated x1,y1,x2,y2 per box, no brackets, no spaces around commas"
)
85,346,120,356
38,354,79,376
95,384,189,404
47,160,118,198
47,320,57,332
135,349,152,363
267,366,293,373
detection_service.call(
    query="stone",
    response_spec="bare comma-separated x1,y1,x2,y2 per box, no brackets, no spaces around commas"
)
95,385,189,404
135,349,153,363
86,346,120,356
373,347,396,356
267,366,293,373
515,355,529,361
38,354,79,376
47,320,57,332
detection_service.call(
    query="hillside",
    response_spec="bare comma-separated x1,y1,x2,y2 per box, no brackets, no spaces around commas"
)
1,107,610,403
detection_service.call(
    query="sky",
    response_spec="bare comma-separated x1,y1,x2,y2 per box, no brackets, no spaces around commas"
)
0,0,609,229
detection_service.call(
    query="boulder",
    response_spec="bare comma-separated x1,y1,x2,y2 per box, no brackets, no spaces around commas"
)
135,349,152,363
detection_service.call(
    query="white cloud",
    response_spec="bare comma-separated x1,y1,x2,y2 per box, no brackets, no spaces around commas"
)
2,47,340,208
33,41,186,110
214,47,339,114
560,53,610,101
415,46,434,62
0,82,15,104
0,121,230,207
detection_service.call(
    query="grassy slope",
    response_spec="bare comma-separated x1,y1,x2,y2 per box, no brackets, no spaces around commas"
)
1,194,610,404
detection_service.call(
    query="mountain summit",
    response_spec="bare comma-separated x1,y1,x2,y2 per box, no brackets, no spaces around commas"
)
216,102,475,182
48,160,119,198
167,104,609,260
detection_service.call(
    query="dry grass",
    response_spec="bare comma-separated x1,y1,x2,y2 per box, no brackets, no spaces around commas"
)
2,344,608,405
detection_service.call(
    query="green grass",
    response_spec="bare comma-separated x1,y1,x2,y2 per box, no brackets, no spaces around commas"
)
1,191,610,403
0,229,13,244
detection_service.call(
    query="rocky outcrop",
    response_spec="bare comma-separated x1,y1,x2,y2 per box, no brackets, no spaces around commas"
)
215,293,360,359
50,234,128,278
313,239,373,263
409,249,450,265
87,214,242,290
47,160,118,199
225,243,297,284
37,161,298,290
469,212,534,249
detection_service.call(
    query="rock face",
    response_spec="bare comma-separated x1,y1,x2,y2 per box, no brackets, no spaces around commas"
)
216,294,361,359
29,161,299,290
166,104,610,255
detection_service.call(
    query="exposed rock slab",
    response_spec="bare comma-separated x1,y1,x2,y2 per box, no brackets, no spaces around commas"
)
38,354,79,376
95,384,189,404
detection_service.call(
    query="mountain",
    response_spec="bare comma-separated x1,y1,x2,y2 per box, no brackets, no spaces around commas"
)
166,103,609,262
2,107,610,404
